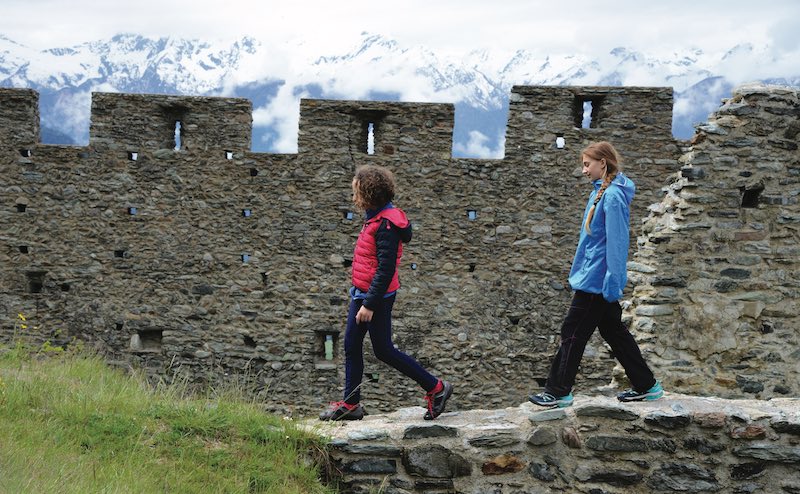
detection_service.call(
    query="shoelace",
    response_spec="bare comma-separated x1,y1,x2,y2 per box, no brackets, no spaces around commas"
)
424,389,438,417
328,400,356,411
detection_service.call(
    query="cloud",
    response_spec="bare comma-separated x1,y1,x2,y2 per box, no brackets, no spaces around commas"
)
453,130,504,159
48,90,92,139
252,83,308,153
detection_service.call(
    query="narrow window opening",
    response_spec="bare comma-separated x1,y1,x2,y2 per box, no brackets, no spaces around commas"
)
243,335,257,348
16,203,27,212
241,253,250,263
582,101,593,128
130,329,162,353
115,322,124,331
468,263,476,273
242,209,252,218
249,168,259,177
26,271,46,293
555,135,566,149
19,246,29,254
410,263,418,270
128,207,137,215
261,272,269,285
174,121,182,150
114,249,126,258
573,96,604,129
467,210,477,220
343,211,354,220
225,150,233,160
128,151,138,161
19,149,32,157
366,122,375,155
314,330,340,368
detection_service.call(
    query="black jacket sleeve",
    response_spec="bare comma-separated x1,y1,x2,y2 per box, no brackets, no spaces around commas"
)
363,219,400,309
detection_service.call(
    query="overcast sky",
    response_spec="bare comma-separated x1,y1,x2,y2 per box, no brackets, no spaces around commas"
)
3,0,799,58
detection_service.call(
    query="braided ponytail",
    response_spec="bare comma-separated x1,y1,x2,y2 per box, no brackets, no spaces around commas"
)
584,171,617,234
581,141,622,235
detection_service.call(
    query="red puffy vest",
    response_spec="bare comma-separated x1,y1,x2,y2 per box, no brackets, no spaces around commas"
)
351,208,409,292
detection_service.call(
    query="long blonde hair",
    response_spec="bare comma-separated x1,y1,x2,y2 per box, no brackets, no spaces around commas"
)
583,141,621,235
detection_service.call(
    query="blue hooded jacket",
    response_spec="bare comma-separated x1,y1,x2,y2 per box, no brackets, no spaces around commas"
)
568,173,635,302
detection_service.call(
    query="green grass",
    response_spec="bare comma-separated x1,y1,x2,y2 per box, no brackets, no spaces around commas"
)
0,343,336,494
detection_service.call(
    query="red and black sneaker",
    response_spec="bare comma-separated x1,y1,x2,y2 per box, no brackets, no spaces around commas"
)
423,380,453,420
319,401,366,421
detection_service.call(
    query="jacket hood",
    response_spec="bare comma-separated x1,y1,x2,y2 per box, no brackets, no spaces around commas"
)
373,207,412,243
595,173,635,205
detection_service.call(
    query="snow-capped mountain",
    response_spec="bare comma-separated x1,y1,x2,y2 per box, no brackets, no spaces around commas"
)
1,33,798,157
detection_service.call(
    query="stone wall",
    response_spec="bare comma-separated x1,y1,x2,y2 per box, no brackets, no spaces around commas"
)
320,395,800,494
626,84,800,400
1,84,797,418
0,87,39,149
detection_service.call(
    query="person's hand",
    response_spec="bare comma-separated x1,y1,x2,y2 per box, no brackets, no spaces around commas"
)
356,305,374,323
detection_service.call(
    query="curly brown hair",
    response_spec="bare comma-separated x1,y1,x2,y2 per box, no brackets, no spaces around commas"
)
352,165,396,210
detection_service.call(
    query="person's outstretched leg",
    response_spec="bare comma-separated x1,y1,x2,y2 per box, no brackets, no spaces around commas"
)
531,291,604,408
597,301,661,401
368,294,452,419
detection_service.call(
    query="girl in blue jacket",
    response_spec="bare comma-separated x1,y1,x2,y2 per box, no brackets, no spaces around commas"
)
530,141,663,408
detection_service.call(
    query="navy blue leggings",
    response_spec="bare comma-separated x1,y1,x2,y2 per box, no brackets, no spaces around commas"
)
545,290,656,397
343,295,438,404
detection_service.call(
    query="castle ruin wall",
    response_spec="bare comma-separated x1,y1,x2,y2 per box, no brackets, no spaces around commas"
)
1,84,797,418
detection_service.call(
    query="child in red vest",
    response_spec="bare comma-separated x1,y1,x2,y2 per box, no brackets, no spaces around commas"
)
320,165,453,421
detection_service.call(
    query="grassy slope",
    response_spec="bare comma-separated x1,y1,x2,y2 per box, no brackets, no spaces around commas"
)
0,345,335,494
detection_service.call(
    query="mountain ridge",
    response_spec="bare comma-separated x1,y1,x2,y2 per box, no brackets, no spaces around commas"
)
1,33,798,157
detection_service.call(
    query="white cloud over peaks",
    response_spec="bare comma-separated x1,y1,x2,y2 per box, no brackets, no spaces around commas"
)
50,90,93,138
252,83,308,153
453,130,504,159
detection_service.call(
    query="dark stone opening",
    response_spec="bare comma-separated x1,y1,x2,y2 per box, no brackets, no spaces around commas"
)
135,329,162,352
26,271,47,293
740,185,764,208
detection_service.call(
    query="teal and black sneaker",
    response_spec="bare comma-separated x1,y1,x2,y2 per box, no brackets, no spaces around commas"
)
528,392,574,409
617,381,664,402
